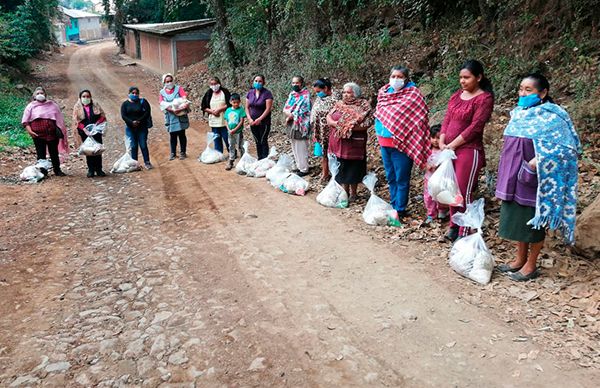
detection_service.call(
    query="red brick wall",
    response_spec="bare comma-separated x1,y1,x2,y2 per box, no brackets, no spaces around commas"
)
124,30,136,58
175,40,209,70
139,33,174,73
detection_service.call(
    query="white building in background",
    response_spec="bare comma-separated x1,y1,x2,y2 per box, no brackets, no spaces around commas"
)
61,7,103,41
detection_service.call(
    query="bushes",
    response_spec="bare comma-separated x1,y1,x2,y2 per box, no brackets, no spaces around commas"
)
0,93,32,149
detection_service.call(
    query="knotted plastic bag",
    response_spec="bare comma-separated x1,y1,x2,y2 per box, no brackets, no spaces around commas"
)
199,132,225,164
448,198,494,285
111,137,141,173
266,154,294,182
78,136,105,156
247,146,278,178
235,141,258,174
316,154,348,208
427,149,463,206
362,172,400,226
83,122,106,136
279,174,309,196
20,165,46,183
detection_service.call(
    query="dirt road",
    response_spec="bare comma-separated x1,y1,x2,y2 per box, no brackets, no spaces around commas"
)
0,42,597,387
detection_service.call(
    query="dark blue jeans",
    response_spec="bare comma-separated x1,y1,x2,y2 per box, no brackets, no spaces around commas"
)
380,146,413,212
211,126,229,153
126,126,150,164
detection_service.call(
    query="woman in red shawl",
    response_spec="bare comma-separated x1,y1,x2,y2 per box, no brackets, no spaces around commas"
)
21,87,68,176
326,82,373,202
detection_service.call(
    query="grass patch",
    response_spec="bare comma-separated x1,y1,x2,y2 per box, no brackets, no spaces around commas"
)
0,92,32,149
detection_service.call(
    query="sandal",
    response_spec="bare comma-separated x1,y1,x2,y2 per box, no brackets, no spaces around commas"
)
509,269,541,282
497,263,524,273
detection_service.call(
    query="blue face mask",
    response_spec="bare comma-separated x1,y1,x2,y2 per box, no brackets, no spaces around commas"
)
253,82,263,90
316,91,327,98
129,93,139,101
517,93,541,108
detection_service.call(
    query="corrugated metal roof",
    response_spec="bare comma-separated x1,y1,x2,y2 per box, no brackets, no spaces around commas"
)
123,19,215,36
61,7,101,19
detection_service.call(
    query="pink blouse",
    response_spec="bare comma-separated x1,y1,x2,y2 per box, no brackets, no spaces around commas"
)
440,90,493,151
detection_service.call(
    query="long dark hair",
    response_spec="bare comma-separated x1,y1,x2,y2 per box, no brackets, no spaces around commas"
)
461,60,494,96
524,73,554,103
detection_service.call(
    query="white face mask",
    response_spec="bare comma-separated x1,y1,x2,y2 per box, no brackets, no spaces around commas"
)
165,82,174,90
210,84,220,92
81,97,91,105
35,94,46,102
389,78,405,90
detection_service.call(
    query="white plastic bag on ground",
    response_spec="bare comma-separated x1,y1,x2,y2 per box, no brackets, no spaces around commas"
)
317,155,348,208
266,154,294,182
247,146,277,177
279,173,309,196
428,149,463,206
20,165,46,183
362,172,401,226
35,159,52,171
199,132,225,164
235,141,258,174
83,122,107,136
111,153,141,173
78,136,105,156
449,198,494,285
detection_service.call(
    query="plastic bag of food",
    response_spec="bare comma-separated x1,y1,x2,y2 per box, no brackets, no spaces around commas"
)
266,154,294,182
279,173,309,196
111,153,141,173
448,198,494,285
83,122,107,136
78,136,105,156
247,146,277,178
199,132,225,164
362,172,401,226
36,159,52,171
20,165,47,183
427,149,463,206
317,155,348,208
235,141,258,174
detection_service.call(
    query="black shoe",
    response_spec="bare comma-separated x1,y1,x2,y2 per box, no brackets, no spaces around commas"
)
87,170,94,178
169,154,176,161
497,263,523,273
444,226,459,242
297,170,309,177
179,153,187,160
96,170,106,177
509,269,541,282
55,170,66,177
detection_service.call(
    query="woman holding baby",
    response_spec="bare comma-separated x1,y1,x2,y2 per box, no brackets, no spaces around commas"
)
160,73,190,160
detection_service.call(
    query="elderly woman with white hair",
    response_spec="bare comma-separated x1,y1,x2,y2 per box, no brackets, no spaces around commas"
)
21,86,68,176
159,73,190,160
326,82,373,202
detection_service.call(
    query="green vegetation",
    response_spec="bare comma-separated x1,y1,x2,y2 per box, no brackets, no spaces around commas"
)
0,92,32,150
0,0,59,72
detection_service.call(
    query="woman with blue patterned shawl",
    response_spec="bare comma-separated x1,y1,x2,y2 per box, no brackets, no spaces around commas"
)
495,73,581,281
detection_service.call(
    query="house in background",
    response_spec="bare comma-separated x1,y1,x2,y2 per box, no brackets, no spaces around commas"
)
61,7,103,41
123,19,215,74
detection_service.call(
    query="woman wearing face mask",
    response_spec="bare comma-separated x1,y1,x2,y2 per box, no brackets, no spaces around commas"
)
326,82,373,202
72,89,107,177
310,78,340,184
245,74,274,159
439,59,494,241
374,66,431,218
160,73,190,160
121,86,153,169
201,77,231,154
21,87,68,176
496,73,580,281
283,75,312,176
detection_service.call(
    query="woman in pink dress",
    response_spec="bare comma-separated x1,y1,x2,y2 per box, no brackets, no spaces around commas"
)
439,60,494,241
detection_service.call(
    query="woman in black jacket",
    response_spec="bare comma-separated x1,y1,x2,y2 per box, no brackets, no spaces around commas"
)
201,77,231,153
121,86,153,169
